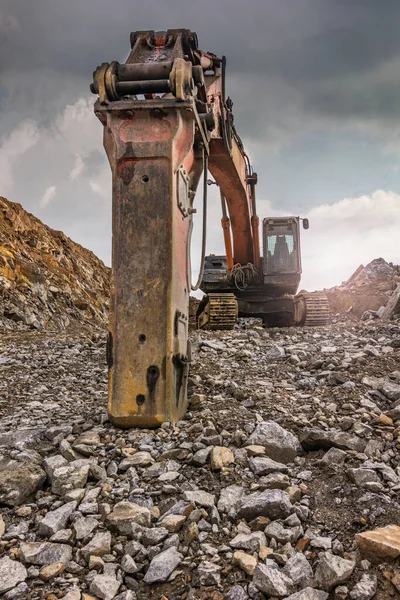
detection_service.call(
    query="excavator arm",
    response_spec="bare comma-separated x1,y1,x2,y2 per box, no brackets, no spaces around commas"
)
91,29,259,426
205,62,260,269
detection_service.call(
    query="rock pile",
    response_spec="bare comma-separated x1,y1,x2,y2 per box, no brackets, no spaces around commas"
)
0,197,110,332
0,313,399,599
324,258,400,319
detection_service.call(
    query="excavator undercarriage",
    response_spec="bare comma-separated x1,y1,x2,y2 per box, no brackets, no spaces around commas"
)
91,28,329,427
197,291,330,330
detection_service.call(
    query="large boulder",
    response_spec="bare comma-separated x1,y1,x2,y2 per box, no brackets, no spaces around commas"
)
43,456,90,496
230,531,267,552
0,428,45,450
143,547,182,584
81,531,112,561
282,552,313,585
90,574,121,600
20,542,72,566
349,574,377,600
315,552,355,591
237,489,293,521
300,429,366,453
183,490,215,508
253,564,293,597
38,501,77,537
245,422,300,463
217,485,246,519
0,556,27,594
0,459,46,506
249,456,289,476
107,501,151,535
355,525,400,562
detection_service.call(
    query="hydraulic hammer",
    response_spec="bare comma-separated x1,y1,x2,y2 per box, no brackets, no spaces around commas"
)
91,30,212,427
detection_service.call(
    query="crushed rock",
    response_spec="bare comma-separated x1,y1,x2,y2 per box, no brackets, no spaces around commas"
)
0,310,400,599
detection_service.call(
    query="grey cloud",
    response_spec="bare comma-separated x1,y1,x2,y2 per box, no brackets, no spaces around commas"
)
3,0,400,106
2,0,400,147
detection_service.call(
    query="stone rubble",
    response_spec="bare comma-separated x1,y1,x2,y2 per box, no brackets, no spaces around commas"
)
349,573,377,600
0,196,110,332
0,555,27,593
0,306,400,599
314,552,355,591
252,563,293,596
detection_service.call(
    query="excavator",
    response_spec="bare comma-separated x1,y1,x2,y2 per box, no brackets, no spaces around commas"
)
91,28,329,428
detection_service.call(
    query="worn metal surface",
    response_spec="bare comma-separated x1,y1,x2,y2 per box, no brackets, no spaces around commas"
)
92,29,208,427
91,27,267,423
98,100,200,427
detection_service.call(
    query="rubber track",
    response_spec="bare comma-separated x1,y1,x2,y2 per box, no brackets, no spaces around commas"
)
200,293,238,330
302,293,330,326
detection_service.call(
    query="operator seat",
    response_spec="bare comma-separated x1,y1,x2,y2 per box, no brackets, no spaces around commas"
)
274,235,290,270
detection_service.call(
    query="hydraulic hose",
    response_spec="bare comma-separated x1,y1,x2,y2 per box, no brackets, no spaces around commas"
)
191,154,208,291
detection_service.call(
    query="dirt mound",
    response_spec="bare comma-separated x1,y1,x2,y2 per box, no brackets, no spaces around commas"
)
324,258,400,318
0,197,111,331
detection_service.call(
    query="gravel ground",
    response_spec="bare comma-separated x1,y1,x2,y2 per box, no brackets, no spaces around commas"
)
0,317,400,600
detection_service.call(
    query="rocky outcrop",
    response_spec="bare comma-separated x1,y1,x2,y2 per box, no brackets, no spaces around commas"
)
323,258,400,318
382,283,400,320
0,196,110,331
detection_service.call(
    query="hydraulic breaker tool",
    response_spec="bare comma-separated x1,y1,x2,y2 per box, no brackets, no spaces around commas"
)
91,29,216,426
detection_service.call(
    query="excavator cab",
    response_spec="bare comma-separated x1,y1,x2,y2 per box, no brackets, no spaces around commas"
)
262,217,302,296
264,218,300,276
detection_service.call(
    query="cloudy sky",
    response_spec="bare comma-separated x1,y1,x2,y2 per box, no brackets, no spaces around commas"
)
1,0,400,291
